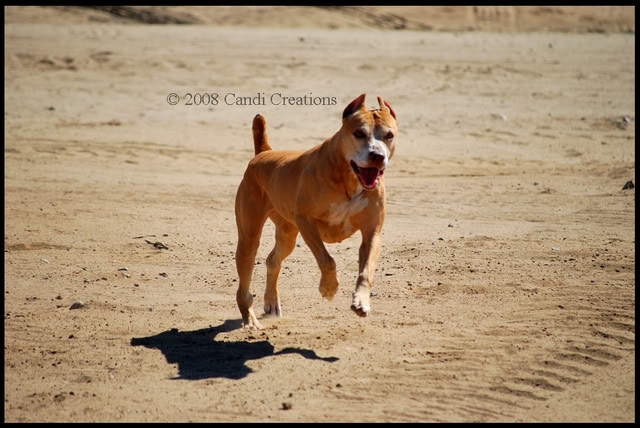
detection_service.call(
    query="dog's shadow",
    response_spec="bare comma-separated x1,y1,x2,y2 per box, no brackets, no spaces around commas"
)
130,319,339,380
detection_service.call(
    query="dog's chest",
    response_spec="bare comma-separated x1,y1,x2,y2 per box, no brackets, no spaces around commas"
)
326,191,368,237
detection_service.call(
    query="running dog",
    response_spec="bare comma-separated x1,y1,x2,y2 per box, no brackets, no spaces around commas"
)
234,94,397,329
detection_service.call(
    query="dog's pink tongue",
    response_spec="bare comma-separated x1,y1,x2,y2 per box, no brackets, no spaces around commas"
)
360,167,379,186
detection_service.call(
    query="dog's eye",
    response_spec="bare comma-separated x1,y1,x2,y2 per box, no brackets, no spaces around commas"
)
353,130,366,139
384,131,394,140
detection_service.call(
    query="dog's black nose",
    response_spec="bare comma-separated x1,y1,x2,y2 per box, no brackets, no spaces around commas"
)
369,151,385,163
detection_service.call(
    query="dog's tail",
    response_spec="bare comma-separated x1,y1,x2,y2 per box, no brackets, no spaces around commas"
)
252,114,272,156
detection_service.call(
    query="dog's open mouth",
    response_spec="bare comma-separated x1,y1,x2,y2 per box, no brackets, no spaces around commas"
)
350,161,384,190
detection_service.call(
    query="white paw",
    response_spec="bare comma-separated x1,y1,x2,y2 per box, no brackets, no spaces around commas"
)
243,308,264,330
351,303,370,317
263,302,282,318
350,291,371,317
243,321,264,330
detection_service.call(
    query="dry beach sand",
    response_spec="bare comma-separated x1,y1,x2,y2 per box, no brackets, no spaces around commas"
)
4,6,635,422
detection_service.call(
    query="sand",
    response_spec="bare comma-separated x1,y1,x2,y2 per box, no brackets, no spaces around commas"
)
4,6,635,422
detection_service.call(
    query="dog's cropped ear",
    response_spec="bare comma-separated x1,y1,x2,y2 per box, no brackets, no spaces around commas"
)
377,96,396,121
343,93,367,119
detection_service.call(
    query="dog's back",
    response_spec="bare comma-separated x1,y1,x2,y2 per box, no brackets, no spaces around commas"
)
247,114,337,225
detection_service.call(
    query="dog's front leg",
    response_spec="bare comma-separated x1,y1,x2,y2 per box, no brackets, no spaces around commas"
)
295,215,339,300
351,229,382,317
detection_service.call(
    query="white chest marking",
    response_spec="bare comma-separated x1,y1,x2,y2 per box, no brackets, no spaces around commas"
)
328,190,368,234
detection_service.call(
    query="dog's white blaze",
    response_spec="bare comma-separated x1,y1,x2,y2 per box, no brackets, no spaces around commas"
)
350,137,389,170
328,190,368,234
371,138,389,169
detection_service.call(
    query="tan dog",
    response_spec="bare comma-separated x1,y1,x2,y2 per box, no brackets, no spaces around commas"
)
234,94,397,329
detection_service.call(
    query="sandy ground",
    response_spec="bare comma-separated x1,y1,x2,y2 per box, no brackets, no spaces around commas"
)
4,6,635,423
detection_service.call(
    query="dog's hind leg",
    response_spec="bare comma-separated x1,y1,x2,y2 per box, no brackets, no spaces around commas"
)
264,213,299,317
234,178,271,329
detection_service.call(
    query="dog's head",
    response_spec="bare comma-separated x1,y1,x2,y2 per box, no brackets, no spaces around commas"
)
339,94,397,190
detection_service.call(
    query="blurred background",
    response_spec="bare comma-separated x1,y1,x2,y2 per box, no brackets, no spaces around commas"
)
5,6,635,33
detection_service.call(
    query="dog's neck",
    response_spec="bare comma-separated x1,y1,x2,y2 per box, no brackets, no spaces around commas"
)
324,131,362,200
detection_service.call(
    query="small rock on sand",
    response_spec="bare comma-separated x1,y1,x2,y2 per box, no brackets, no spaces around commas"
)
622,180,634,190
69,301,85,310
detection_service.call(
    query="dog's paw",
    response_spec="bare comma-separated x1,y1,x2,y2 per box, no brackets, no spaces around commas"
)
242,308,264,330
243,323,264,331
242,319,264,330
350,290,371,317
319,280,338,301
319,285,337,301
318,271,339,301
263,301,282,318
